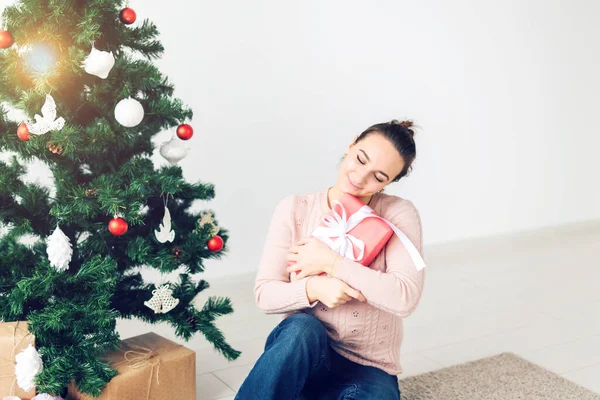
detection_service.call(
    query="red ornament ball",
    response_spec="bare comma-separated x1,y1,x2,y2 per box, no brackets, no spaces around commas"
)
0,30,14,49
176,124,194,140
17,123,30,141
119,7,137,24
207,235,224,252
108,217,128,236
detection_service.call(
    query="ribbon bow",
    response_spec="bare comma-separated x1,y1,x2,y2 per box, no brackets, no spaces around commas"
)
311,199,426,271
122,345,161,400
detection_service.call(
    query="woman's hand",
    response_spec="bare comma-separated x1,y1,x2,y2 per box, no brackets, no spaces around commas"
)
286,237,341,279
306,276,366,308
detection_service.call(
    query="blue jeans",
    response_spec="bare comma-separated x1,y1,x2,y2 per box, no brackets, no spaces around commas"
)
235,313,401,400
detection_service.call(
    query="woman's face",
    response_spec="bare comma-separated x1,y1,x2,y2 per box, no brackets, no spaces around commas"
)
336,132,405,197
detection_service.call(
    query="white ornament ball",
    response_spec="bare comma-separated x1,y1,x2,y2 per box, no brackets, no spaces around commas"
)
159,137,188,165
82,45,115,79
33,394,64,400
46,226,72,271
15,344,44,392
114,97,144,127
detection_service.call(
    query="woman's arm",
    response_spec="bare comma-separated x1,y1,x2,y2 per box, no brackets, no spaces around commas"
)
331,198,425,317
253,195,318,314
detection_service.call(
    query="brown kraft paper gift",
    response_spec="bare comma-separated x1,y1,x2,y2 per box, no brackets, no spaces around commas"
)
0,321,37,400
67,332,196,400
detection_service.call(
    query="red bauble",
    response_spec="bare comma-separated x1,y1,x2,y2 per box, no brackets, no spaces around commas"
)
176,124,194,140
0,30,14,49
207,235,224,252
119,8,137,24
108,217,128,236
17,123,30,141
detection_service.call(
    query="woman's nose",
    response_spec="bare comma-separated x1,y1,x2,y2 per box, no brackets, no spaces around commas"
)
355,169,369,184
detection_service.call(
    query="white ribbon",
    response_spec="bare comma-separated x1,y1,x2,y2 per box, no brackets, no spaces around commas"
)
311,200,426,271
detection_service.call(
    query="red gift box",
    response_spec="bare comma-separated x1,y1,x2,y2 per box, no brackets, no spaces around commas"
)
290,192,426,276
291,193,394,276
313,193,394,267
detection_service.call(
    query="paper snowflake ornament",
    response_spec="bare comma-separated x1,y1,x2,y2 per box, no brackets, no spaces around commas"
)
198,212,215,227
46,225,72,271
198,211,220,236
144,285,179,314
15,344,43,392
154,205,175,243
82,44,115,79
26,94,65,135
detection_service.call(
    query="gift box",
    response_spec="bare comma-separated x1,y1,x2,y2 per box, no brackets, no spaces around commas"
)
67,332,195,400
291,193,394,277
291,192,426,277
314,193,394,267
0,321,37,400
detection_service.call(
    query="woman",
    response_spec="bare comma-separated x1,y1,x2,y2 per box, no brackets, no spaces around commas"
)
235,120,425,400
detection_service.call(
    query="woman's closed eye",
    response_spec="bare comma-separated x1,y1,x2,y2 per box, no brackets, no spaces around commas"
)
357,155,385,182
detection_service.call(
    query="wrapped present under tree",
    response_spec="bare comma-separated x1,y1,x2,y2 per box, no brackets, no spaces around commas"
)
66,332,195,400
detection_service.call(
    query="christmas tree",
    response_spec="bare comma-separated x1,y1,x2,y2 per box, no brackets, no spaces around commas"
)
0,0,240,396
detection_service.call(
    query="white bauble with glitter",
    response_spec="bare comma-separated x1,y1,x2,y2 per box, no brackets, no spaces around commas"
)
114,97,144,127
15,344,43,392
46,225,72,271
33,394,64,400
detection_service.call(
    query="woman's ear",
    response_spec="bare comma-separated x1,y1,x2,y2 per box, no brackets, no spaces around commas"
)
348,136,358,150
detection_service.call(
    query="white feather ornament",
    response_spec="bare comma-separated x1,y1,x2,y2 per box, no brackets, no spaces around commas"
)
154,205,175,243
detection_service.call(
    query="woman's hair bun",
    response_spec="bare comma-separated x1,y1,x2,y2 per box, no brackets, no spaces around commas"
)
390,119,415,136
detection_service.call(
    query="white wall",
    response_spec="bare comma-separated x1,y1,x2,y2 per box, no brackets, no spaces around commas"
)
2,0,599,279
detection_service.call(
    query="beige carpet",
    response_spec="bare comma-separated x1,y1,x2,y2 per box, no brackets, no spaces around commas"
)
399,353,600,400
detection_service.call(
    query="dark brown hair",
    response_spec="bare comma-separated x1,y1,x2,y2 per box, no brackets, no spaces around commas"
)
354,119,417,182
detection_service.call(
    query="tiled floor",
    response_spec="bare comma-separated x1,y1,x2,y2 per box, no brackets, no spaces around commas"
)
117,220,600,399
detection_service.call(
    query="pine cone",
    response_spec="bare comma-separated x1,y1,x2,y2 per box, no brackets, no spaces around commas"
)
48,142,64,155
171,247,183,259
85,188,98,198
187,316,198,329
